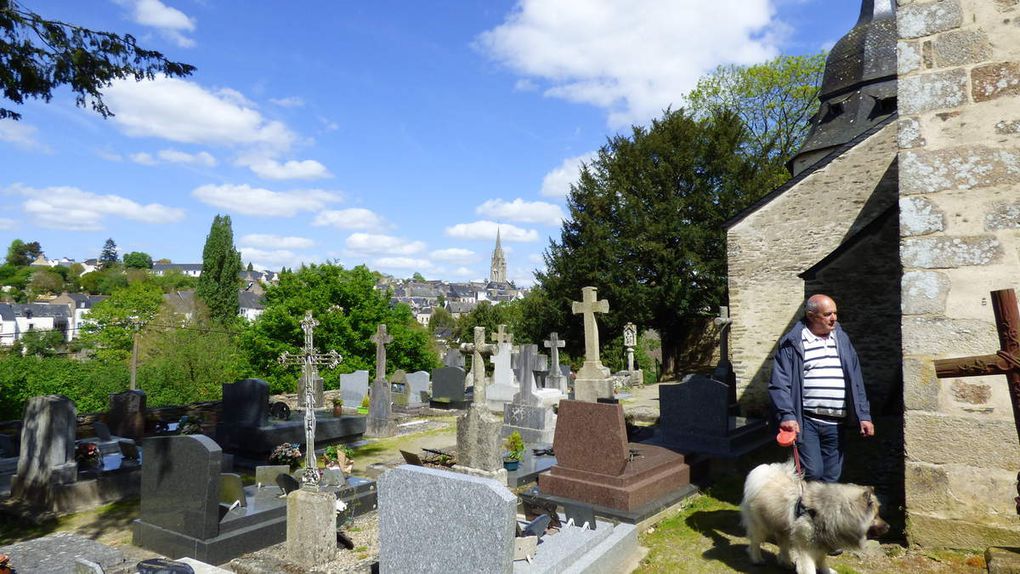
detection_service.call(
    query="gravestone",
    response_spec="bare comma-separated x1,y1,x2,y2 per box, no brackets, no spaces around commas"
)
390,369,410,408
406,370,430,407
430,366,467,408
513,344,563,408
11,395,78,505
657,374,768,457
220,378,269,428
443,348,465,369
544,333,568,395
297,373,324,409
107,389,146,441
255,465,290,488
539,400,691,518
367,324,395,437
286,489,337,567
712,307,738,411
339,370,370,408
571,287,613,402
454,327,504,481
486,341,519,413
379,465,516,574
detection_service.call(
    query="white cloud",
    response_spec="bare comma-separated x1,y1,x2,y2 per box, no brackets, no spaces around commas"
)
238,247,312,270
159,149,217,166
0,121,50,152
247,159,331,180
95,149,124,162
192,184,340,217
104,77,296,151
528,253,545,264
345,233,425,256
541,151,596,198
0,218,15,230
239,234,315,249
444,220,539,242
270,96,305,108
477,0,781,126
374,257,434,270
312,208,385,230
9,183,185,231
130,152,157,166
430,248,477,263
452,267,474,277
476,198,564,226
121,0,196,48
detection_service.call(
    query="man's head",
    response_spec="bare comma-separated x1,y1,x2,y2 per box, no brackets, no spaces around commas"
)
805,294,838,337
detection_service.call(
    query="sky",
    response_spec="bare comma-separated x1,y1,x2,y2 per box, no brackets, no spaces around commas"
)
0,0,864,286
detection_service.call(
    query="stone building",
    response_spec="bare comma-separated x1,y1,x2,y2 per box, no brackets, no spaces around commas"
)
725,0,1020,547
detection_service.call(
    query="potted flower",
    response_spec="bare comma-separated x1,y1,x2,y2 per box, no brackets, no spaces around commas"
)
75,442,102,469
502,431,525,471
331,396,344,417
323,444,355,473
357,395,370,415
269,442,303,470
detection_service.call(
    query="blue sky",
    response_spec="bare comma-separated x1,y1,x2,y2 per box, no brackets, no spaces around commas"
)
1,0,862,285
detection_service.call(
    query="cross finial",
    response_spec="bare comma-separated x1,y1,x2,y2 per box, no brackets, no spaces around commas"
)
371,324,393,383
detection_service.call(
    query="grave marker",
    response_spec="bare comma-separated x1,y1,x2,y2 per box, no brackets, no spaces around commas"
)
367,324,395,437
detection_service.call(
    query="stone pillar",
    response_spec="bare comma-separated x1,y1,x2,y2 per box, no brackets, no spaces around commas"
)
108,389,146,441
897,0,1020,548
286,489,337,567
12,395,78,504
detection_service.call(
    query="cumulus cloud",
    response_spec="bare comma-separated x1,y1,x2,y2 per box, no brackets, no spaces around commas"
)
192,184,340,216
312,208,385,230
430,248,477,263
270,96,305,108
477,0,780,126
239,234,315,249
118,0,196,47
0,218,15,230
129,152,157,166
104,77,296,151
238,247,313,270
9,183,185,231
374,257,434,270
476,198,564,226
444,221,538,242
0,121,50,152
452,267,475,277
159,149,217,166
541,152,596,198
247,158,331,180
345,233,425,256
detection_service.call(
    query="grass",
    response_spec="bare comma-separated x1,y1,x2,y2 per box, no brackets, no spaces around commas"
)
0,499,140,546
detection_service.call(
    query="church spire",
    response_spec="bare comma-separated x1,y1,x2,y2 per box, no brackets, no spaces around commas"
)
490,227,507,283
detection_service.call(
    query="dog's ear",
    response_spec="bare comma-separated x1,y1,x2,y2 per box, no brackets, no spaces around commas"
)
867,485,876,494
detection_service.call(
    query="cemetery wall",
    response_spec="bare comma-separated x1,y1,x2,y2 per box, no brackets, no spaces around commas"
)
897,0,1020,547
726,123,899,414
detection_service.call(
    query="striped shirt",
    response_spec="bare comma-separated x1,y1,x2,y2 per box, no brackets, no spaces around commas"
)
801,326,846,424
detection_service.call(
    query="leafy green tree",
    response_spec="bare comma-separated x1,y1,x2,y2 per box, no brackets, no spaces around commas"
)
427,306,456,335
80,281,162,361
411,272,426,282
28,268,63,294
452,300,522,344
99,238,118,269
246,262,254,272
0,0,195,121
5,239,41,266
238,263,437,394
123,251,153,269
19,329,64,356
151,269,198,292
0,263,32,289
197,215,242,323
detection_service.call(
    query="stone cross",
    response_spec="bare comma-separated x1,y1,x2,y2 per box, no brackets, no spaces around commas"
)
934,288,1020,514
623,322,637,372
492,324,513,345
572,286,610,379
459,326,495,404
544,332,567,393
713,306,737,407
371,324,393,383
278,311,342,486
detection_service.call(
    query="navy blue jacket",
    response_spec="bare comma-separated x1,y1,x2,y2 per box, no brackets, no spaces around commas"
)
768,322,871,428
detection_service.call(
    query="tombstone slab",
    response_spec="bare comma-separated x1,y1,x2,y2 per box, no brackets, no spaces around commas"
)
455,405,503,474
286,489,337,567
656,375,769,457
107,390,146,441
405,370,430,407
430,365,468,408
366,378,394,437
486,342,518,413
390,369,410,408
502,403,556,445
220,379,269,428
379,465,516,574
339,370,370,407
11,395,78,505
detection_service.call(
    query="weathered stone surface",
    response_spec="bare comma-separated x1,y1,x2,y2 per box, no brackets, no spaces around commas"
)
933,29,992,67
378,465,516,574
899,196,944,236
996,120,1020,135
902,316,999,356
898,0,963,39
12,395,77,503
899,69,968,115
995,0,1020,11
905,413,1020,469
987,547,1020,574
901,147,1020,194
950,380,991,404
901,235,1002,268
897,117,926,148
985,201,1020,230
903,462,1019,519
0,532,129,574
903,357,940,411
901,270,950,314
898,40,923,74
908,512,1020,549
456,405,502,473
285,489,336,567
973,62,1020,103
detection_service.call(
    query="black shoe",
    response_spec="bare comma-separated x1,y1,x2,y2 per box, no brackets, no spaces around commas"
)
828,549,843,557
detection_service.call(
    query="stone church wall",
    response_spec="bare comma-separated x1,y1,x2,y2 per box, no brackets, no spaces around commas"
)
898,0,1020,547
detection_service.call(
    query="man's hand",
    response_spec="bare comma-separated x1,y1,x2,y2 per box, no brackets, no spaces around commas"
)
860,420,875,437
779,420,800,434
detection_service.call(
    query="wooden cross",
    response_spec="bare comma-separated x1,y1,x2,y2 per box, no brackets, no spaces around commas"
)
278,310,342,485
934,289,1020,514
572,286,609,377
459,326,495,404
370,324,393,383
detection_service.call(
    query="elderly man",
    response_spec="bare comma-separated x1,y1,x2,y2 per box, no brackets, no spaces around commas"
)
768,294,874,483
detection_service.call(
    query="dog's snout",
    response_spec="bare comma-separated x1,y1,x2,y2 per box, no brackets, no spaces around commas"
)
867,517,890,538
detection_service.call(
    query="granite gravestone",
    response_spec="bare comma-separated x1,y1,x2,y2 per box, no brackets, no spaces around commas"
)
513,344,562,408
658,374,768,457
367,324,395,437
454,327,504,480
379,465,516,574
339,370,370,408
544,333,568,395
443,348,465,369
11,395,77,505
390,369,410,408
107,389,146,441
220,378,269,428
486,340,518,413
430,365,467,408
405,370,431,407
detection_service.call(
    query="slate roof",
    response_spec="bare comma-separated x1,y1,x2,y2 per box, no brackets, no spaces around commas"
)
0,304,14,322
153,263,203,273
12,303,70,318
238,290,264,310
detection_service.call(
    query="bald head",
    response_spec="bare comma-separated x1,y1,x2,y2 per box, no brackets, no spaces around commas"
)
805,294,838,337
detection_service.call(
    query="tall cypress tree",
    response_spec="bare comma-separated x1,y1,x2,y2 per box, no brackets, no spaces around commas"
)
197,215,242,323
99,238,118,269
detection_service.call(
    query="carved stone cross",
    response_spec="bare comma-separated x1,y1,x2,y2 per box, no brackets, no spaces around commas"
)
934,288,1020,514
278,310,342,486
460,326,495,404
492,324,513,346
371,324,393,383
572,286,610,379
544,332,567,393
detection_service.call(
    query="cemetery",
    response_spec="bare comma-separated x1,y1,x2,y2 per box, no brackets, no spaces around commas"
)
1,0,1020,572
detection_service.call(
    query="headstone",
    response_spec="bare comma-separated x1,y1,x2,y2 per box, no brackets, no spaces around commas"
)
430,366,467,406
390,369,409,408
486,341,518,413
286,489,337,567
255,465,291,489
220,379,269,428
11,395,77,504
297,374,324,409
544,333,568,395
502,403,556,444
367,324,394,437
571,287,613,402
339,370,370,407
107,390,146,441
513,344,562,408
460,326,495,404
219,474,246,508
657,374,768,457
405,371,430,407
138,435,222,541
443,347,465,369
455,404,504,477
379,465,516,574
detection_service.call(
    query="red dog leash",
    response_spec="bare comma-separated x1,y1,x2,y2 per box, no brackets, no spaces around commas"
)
777,428,803,476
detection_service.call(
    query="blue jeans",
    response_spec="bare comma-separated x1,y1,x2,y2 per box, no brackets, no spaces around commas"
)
798,417,844,483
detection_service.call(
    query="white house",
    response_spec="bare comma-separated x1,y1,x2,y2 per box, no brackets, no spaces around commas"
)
0,304,15,346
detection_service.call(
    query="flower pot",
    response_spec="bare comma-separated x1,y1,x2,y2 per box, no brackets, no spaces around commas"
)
332,405,343,417
356,407,369,415
503,459,520,471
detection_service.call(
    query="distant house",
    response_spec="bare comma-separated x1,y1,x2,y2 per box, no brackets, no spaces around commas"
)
238,290,265,322
164,289,265,322
49,292,109,340
5,303,72,343
446,300,477,319
152,263,203,277
0,304,15,346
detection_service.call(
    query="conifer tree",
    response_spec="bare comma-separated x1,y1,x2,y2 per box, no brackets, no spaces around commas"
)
197,215,242,323
99,238,118,269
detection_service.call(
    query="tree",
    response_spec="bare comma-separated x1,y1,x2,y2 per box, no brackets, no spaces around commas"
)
99,238,118,269
79,281,162,361
452,300,522,344
411,272,426,282
19,329,64,356
427,306,456,335
197,215,242,323
123,251,153,269
246,262,254,272
28,268,62,294
0,0,195,121
5,239,41,266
